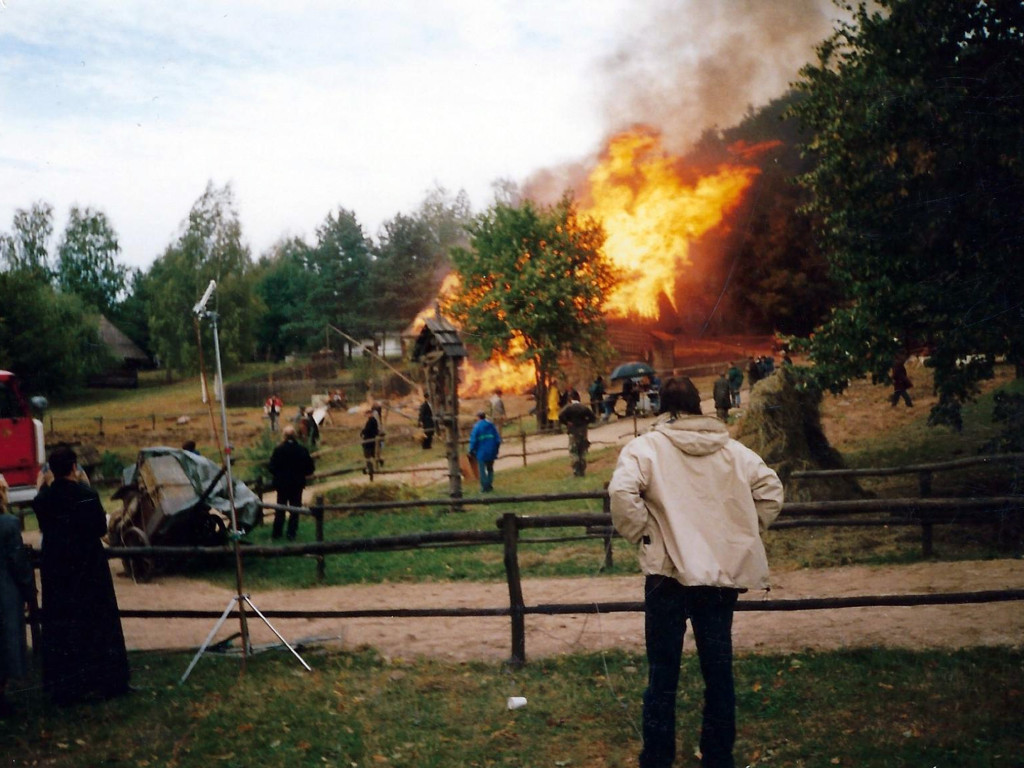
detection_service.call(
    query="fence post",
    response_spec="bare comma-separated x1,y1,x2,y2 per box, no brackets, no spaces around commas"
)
501,512,526,667
48,415,54,435
151,413,156,431
96,416,104,436
521,432,527,467
601,488,614,571
314,495,325,584
918,470,934,557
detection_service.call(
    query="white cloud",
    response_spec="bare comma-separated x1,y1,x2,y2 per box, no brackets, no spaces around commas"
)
1,0,830,269
0,0,629,267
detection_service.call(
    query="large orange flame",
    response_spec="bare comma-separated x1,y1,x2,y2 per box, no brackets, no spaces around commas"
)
459,331,537,397
581,128,762,319
410,277,536,396
414,130,769,393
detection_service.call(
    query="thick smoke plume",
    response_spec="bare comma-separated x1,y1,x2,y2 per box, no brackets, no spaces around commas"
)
525,0,841,202
601,0,840,153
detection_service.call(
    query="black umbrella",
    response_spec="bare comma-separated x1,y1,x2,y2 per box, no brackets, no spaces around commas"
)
609,361,656,380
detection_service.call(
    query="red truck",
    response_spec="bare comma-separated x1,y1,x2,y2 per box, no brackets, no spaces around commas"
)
0,370,46,506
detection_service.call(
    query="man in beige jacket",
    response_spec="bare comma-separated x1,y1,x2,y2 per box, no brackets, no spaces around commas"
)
609,377,783,768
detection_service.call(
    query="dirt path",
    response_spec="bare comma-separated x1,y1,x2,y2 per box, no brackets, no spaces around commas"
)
309,403,669,495
111,558,1024,661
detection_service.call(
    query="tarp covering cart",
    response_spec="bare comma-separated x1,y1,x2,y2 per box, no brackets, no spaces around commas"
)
108,447,263,581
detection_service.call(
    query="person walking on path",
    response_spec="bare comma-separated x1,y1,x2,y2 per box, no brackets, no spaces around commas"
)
558,398,597,477
0,500,36,717
468,411,502,492
608,377,783,768
713,371,732,422
32,445,131,706
891,356,914,407
264,393,283,432
417,395,435,449
726,364,743,408
268,425,316,541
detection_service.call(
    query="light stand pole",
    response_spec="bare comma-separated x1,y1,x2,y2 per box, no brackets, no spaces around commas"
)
181,280,310,683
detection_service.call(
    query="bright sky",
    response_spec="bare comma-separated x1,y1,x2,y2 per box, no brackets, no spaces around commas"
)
1,1,637,269
1,1,837,271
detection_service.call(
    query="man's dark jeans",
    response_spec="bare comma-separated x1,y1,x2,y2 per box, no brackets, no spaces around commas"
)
272,488,303,540
641,576,739,768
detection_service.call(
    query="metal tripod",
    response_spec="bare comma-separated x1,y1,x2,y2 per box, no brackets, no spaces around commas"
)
181,280,310,682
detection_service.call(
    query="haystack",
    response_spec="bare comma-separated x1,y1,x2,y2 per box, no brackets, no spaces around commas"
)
735,365,863,501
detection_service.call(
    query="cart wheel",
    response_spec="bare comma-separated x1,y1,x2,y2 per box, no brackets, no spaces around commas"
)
121,526,155,583
199,512,228,546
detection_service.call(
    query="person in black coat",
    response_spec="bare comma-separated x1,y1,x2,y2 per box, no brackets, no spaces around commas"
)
32,445,130,706
417,396,435,450
713,371,732,421
1,506,36,717
360,405,384,472
268,425,316,541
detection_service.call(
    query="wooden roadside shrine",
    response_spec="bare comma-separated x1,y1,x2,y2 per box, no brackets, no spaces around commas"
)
411,313,467,499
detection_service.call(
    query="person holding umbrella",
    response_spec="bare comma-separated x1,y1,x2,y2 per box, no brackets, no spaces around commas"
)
611,362,656,419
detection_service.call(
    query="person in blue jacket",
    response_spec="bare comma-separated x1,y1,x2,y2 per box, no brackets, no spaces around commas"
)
468,410,502,492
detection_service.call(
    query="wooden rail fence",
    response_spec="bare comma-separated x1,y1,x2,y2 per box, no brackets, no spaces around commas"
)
20,454,1024,666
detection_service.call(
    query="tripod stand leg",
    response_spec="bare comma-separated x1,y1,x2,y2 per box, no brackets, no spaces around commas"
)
241,595,312,671
180,595,241,683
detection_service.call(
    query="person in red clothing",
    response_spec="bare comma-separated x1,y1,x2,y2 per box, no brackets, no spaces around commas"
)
264,393,284,431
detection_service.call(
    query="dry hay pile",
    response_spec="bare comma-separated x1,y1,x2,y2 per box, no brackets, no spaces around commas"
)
735,366,863,501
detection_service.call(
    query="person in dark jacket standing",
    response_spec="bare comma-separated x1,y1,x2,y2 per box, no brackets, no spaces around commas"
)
268,425,316,540
360,405,384,473
417,395,435,450
726,364,743,408
32,445,130,706
713,371,732,421
0,503,36,717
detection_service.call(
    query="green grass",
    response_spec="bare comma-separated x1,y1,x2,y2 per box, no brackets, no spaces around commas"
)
841,376,1024,487
4,646,1021,767
220,445,625,590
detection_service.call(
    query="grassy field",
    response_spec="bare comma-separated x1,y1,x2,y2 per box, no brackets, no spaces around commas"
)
8,362,1020,766
4,646,1022,767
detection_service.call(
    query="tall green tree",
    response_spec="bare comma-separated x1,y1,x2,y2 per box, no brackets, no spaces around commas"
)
307,207,374,338
253,237,319,360
147,182,259,376
0,201,55,281
110,267,153,358
0,271,112,396
447,195,617,427
792,0,1024,428
370,213,444,330
56,206,128,316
